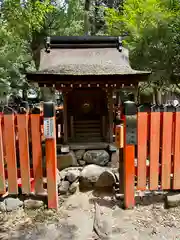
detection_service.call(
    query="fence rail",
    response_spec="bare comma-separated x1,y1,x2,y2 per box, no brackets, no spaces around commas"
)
121,104,180,209
0,112,58,209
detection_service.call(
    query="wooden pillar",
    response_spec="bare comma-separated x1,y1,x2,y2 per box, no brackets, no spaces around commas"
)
108,90,113,143
123,101,137,209
102,116,106,140
63,92,68,143
43,102,58,209
70,116,74,140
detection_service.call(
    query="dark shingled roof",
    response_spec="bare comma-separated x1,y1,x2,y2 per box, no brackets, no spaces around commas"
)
33,47,150,76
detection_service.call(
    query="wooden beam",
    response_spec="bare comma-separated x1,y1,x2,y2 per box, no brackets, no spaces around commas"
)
108,90,113,143
63,92,68,143
70,116,74,140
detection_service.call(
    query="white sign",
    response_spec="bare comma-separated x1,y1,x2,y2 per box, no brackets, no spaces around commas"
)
44,118,55,139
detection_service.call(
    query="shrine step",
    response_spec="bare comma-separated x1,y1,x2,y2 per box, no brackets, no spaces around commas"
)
73,138,103,142
75,132,101,137
74,120,101,124
75,127,100,132
74,123,100,129
73,119,102,142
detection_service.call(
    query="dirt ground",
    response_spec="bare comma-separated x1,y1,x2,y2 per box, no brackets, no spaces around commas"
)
0,191,180,240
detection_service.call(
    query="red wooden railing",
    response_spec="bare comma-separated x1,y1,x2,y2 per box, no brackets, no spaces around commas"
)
123,109,180,209
0,113,58,209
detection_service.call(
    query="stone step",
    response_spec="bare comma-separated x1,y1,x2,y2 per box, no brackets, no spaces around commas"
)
73,137,104,142
74,124,101,129
75,132,101,137
74,120,101,124
75,128,100,133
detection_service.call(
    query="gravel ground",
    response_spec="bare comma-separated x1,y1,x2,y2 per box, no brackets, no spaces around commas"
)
0,192,180,240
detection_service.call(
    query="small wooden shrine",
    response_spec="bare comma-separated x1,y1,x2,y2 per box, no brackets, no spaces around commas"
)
26,36,150,145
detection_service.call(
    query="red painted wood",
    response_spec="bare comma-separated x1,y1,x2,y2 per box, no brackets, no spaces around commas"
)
31,114,43,194
0,116,6,194
45,116,58,209
124,145,135,209
137,112,148,190
161,112,173,189
17,114,31,194
173,112,180,189
149,112,160,190
3,114,18,194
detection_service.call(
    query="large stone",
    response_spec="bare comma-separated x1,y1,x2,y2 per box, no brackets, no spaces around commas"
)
24,199,44,209
56,169,61,187
80,164,115,189
59,181,70,194
69,181,79,194
0,202,6,212
75,150,85,160
66,169,80,183
60,167,83,181
78,159,86,166
110,151,119,168
95,170,116,188
4,198,23,212
83,150,110,166
165,193,180,208
57,151,78,170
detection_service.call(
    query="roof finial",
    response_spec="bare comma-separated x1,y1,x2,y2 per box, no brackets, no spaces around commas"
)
45,36,51,53
118,36,122,52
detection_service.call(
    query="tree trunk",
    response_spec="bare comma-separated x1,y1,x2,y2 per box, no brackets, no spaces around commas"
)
22,90,28,101
153,88,162,105
84,0,91,35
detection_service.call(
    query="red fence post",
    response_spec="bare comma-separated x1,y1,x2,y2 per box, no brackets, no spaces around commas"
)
149,106,161,190
3,112,18,194
31,110,44,194
137,105,149,190
173,107,180,189
123,101,137,209
17,113,31,194
161,106,174,190
43,102,58,209
0,116,6,194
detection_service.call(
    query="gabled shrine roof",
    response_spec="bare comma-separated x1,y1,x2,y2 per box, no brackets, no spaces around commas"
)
37,47,148,76
27,36,150,77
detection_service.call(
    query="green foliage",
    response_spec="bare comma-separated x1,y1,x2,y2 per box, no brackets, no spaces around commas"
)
105,0,180,95
0,0,179,99
0,0,85,94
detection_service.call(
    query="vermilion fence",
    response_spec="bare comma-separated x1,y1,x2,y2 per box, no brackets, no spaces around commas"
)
0,112,58,209
123,105,180,209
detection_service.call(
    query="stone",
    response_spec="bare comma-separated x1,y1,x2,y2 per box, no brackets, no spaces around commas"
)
165,193,180,208
4,198,23,212
95,170,116,188
83,150,110,166
24,199,44,209
78,159,86,166
0,202,6,212
59,181,70,194
75,150,85,160
66,169,80,183
57,151,78,170
110,151,119,168
69,181,79,194
60,167,83,180
80,164,106,189
56,169,61,187
59,169,67,180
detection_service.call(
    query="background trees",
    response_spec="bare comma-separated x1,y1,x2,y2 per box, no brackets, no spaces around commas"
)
105,0,180,102
0,0,179,102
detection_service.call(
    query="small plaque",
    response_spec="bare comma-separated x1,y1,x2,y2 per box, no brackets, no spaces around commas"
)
115,124,124,148
125,115,137,145
44,117,55,139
